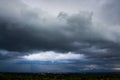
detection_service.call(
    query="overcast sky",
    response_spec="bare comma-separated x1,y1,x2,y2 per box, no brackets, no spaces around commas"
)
0,0,120,73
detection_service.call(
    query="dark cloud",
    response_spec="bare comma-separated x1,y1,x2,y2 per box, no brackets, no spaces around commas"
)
0,0,120,59
0,0,120,72
0,0,100,52
0,50,20,59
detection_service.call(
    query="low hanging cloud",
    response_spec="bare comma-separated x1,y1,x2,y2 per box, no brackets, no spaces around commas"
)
0,49,20,59
21,51,85,62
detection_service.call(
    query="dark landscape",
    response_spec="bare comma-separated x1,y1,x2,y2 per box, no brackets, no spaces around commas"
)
0,73,120,80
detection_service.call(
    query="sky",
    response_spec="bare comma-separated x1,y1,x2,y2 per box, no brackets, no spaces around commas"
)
0,0,120,73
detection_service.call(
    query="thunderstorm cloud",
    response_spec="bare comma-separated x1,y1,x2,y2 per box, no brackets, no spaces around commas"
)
0,0,120,72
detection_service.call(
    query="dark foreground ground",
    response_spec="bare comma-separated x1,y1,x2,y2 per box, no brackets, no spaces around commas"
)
0,73,120,80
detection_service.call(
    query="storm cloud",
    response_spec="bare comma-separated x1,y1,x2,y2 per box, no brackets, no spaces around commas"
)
0,0,120,72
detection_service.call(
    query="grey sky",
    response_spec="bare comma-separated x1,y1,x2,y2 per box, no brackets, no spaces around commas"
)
0,0,120,72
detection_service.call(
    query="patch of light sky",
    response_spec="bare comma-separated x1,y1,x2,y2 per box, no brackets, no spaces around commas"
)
22,0,103,16
21,51,86,62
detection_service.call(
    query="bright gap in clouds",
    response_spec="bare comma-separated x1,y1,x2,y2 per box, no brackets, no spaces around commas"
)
112,68,120,71
22,51,85,62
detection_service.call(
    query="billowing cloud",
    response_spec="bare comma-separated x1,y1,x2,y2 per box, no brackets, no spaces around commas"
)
0,6,96,52
0,0,120,72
